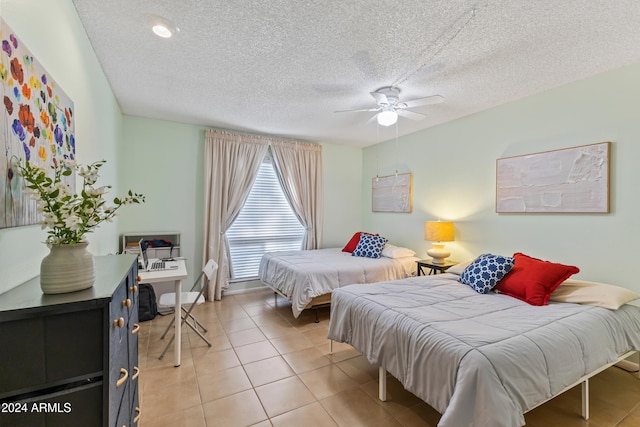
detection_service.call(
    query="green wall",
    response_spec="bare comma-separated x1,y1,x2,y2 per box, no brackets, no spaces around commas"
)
363,62,640,291
118,116,364,291
0,0,124,294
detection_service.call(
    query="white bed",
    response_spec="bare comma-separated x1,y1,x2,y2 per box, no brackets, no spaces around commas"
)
328,273,640,427
258,247,418,318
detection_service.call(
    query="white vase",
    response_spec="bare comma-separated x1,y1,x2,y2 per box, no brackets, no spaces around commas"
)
40,242,96,294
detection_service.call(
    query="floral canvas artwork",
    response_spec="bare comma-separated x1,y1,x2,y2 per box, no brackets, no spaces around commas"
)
1,18,75,229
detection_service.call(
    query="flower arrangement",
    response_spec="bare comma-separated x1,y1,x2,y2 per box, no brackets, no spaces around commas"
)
18,159,144,245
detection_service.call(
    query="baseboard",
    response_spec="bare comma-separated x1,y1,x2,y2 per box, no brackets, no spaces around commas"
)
223,285,269,296
615,359,639,372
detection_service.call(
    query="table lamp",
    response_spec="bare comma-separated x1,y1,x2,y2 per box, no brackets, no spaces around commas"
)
424,221,454,264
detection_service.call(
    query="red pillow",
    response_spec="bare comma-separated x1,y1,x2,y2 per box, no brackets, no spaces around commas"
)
342,232,378,253
495,253,579,306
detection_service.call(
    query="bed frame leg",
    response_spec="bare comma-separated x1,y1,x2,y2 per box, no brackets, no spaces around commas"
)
329,339,333,354
581,379,589,420
314,308,320,323
379,366,387,401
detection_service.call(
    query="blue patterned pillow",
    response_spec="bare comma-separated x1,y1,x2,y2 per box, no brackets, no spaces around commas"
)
459,253,515,294
352,234,388,259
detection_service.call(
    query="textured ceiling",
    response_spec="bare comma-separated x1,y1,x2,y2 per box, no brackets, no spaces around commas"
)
72,1,640,147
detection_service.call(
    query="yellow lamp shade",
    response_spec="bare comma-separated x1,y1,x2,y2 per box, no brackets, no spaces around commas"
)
424,221,454,242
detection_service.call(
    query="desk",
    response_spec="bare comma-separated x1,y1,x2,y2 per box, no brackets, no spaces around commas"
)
139,260,188,367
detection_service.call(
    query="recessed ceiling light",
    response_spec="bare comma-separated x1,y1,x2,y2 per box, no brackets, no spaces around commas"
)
145,14,179,38
152,24,173,38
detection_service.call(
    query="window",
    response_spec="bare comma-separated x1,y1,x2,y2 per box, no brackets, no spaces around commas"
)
226,155,305,280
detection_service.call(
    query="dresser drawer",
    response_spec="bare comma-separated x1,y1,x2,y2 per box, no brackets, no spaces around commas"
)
0,380,103,427
0,317,46,395
44,309,103,382
0,309,103,396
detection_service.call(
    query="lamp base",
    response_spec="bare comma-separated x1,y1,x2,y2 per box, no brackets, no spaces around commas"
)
427,243,450,265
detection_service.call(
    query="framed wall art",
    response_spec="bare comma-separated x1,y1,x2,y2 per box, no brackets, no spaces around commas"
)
372,172,412,213
1,18,76,229
496,142,610,213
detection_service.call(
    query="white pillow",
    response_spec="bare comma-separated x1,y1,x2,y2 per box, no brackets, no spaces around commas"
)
381,244,416,259
550,279,640,310
446,259,473,275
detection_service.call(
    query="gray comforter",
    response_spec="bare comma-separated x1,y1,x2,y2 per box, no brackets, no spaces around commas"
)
327,274,640,427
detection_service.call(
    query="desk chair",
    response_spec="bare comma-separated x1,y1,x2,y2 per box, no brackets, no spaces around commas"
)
158,259,218,360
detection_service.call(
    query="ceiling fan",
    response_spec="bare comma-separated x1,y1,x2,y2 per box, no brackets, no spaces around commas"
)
335,86,444,126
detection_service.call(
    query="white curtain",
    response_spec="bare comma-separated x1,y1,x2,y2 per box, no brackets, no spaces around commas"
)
271,140,323,250
203,129,323,300
203,129,269,300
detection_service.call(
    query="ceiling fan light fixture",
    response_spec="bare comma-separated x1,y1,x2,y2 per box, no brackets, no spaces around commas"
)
377,109,398,126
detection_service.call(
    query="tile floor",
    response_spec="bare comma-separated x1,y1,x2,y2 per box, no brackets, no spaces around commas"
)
138,289,640,426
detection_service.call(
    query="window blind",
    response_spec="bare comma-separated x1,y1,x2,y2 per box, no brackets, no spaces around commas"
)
227,158,305,280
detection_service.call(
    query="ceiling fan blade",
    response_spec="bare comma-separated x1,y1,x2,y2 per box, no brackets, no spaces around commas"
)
366,113,379,124
402,95,445,109
397,109,426,121
334,107,381,113
370,91,389,105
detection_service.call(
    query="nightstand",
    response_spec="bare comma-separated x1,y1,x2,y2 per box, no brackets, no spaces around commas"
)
416,259,458,276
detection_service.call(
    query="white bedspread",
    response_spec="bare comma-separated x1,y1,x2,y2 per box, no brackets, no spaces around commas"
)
258,248,418,317
328,274,640,427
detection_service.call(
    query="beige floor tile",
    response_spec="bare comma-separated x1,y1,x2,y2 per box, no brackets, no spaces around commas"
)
270,401,338,427
244,355,295,387
270,332,314,354
193,348,241,376
227,327,267,347
302,326,332,346
282,346,332,374
142,377,201,418
202,389,268,427
618,403,640,426
213,304,249,322
232,290,274,307
198,365,252,403
299,364,360,400
234,340,280,365
318,339,361,360
142,356,196,392
249,311,292,327
336,354,379,384
391,401,441,427
219,316,258,333
259,322,301,339
140,404,206,427
243,303,279,317
255,376,317,418
320,387,398,427
361,376,423,416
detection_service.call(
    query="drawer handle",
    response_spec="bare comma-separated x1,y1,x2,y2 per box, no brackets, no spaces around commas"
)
113,317,125,328
130,284,138,293
122,298,132,308
134,407,141,423
116,368,128,387
132,366,140,381
131,323,140,334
